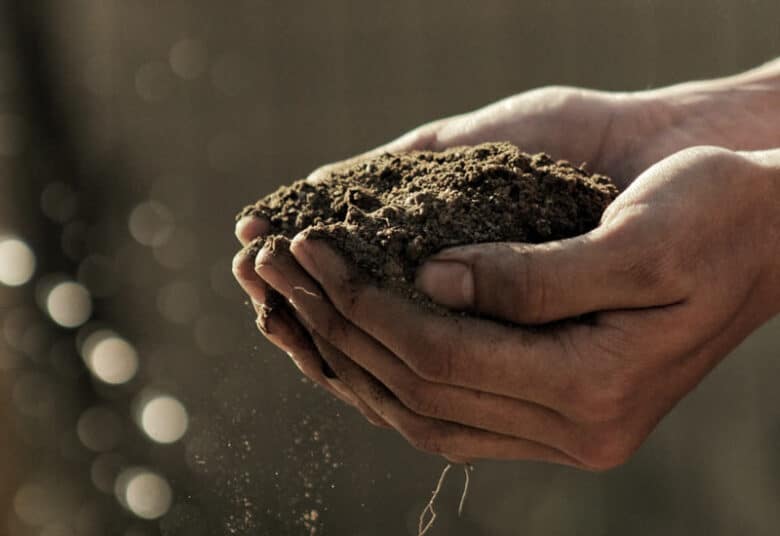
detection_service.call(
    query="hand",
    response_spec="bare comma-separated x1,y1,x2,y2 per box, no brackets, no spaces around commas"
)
233,61,780,451
260,146,780,468
232,86,707,413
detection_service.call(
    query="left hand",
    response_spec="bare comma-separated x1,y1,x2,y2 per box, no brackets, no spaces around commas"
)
255,146,780,469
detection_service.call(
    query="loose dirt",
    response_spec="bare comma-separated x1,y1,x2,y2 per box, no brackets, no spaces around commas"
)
238,142,617,312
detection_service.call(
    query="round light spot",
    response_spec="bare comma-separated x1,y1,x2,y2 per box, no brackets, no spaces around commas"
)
46,281,92,328
140,395,189,444
0,237,35,286
14,483,66,527
77,406,122,452
135,61,174,102
87,334,139,385
116,468,173,520
170,39,208,80
156,280,199,324
128,201,174,247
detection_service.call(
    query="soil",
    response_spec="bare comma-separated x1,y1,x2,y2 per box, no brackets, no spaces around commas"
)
238,142,618,313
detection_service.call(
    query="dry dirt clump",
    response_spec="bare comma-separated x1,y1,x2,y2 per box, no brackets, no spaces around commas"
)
238,141,618,308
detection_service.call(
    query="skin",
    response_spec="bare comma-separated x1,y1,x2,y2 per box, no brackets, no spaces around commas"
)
234,59,780,468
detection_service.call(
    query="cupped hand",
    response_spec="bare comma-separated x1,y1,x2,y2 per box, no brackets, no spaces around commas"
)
232,82,777,460
264,146,779,468
233,86,693,404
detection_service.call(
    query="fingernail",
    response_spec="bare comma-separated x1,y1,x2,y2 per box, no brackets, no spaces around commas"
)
415,260,474,309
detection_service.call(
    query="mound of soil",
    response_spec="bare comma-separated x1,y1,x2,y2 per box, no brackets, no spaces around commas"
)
238,142,618,311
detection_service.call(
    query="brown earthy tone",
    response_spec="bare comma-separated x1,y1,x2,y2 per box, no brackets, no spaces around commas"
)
239,142,618,311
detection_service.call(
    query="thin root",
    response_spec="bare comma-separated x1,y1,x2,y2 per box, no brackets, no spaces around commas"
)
292,285,322,299
417,463,474,536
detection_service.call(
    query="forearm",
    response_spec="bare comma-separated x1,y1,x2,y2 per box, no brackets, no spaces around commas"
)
639,57,780,151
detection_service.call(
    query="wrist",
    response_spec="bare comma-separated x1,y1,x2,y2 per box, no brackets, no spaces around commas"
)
633,59,780,152
744,149,780,314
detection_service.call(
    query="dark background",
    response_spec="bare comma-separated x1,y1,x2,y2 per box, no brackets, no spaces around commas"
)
1,1,779,535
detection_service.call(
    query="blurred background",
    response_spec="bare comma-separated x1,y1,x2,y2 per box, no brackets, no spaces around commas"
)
1,1,779,535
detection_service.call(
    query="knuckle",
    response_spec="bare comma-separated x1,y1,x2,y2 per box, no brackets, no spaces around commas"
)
407,350,452,383
397,382,443,417
472,244,548,323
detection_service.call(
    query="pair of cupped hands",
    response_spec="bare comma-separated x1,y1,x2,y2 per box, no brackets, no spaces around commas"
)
233,85,780,469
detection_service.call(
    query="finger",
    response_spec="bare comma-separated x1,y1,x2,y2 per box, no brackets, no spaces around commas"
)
253,241,390,427
260,299,389,427
415,222,690,324
290,236,588,409
312,333,580,466
233,240,269,303
235,215,270,246
264,248,579,455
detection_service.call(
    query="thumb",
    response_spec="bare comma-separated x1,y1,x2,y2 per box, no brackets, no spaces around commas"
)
414,227,683,324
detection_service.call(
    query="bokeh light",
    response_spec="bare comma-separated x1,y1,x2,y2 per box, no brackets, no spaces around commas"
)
115,468,173,520
46,281,92,328
170,39,208,80
13,480,75,527
139,394,189,444
0,237,36,286
128,200,175,247
77,406,123,452
81,330,139,385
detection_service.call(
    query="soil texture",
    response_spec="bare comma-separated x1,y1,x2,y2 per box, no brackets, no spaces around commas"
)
238,142,618,312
